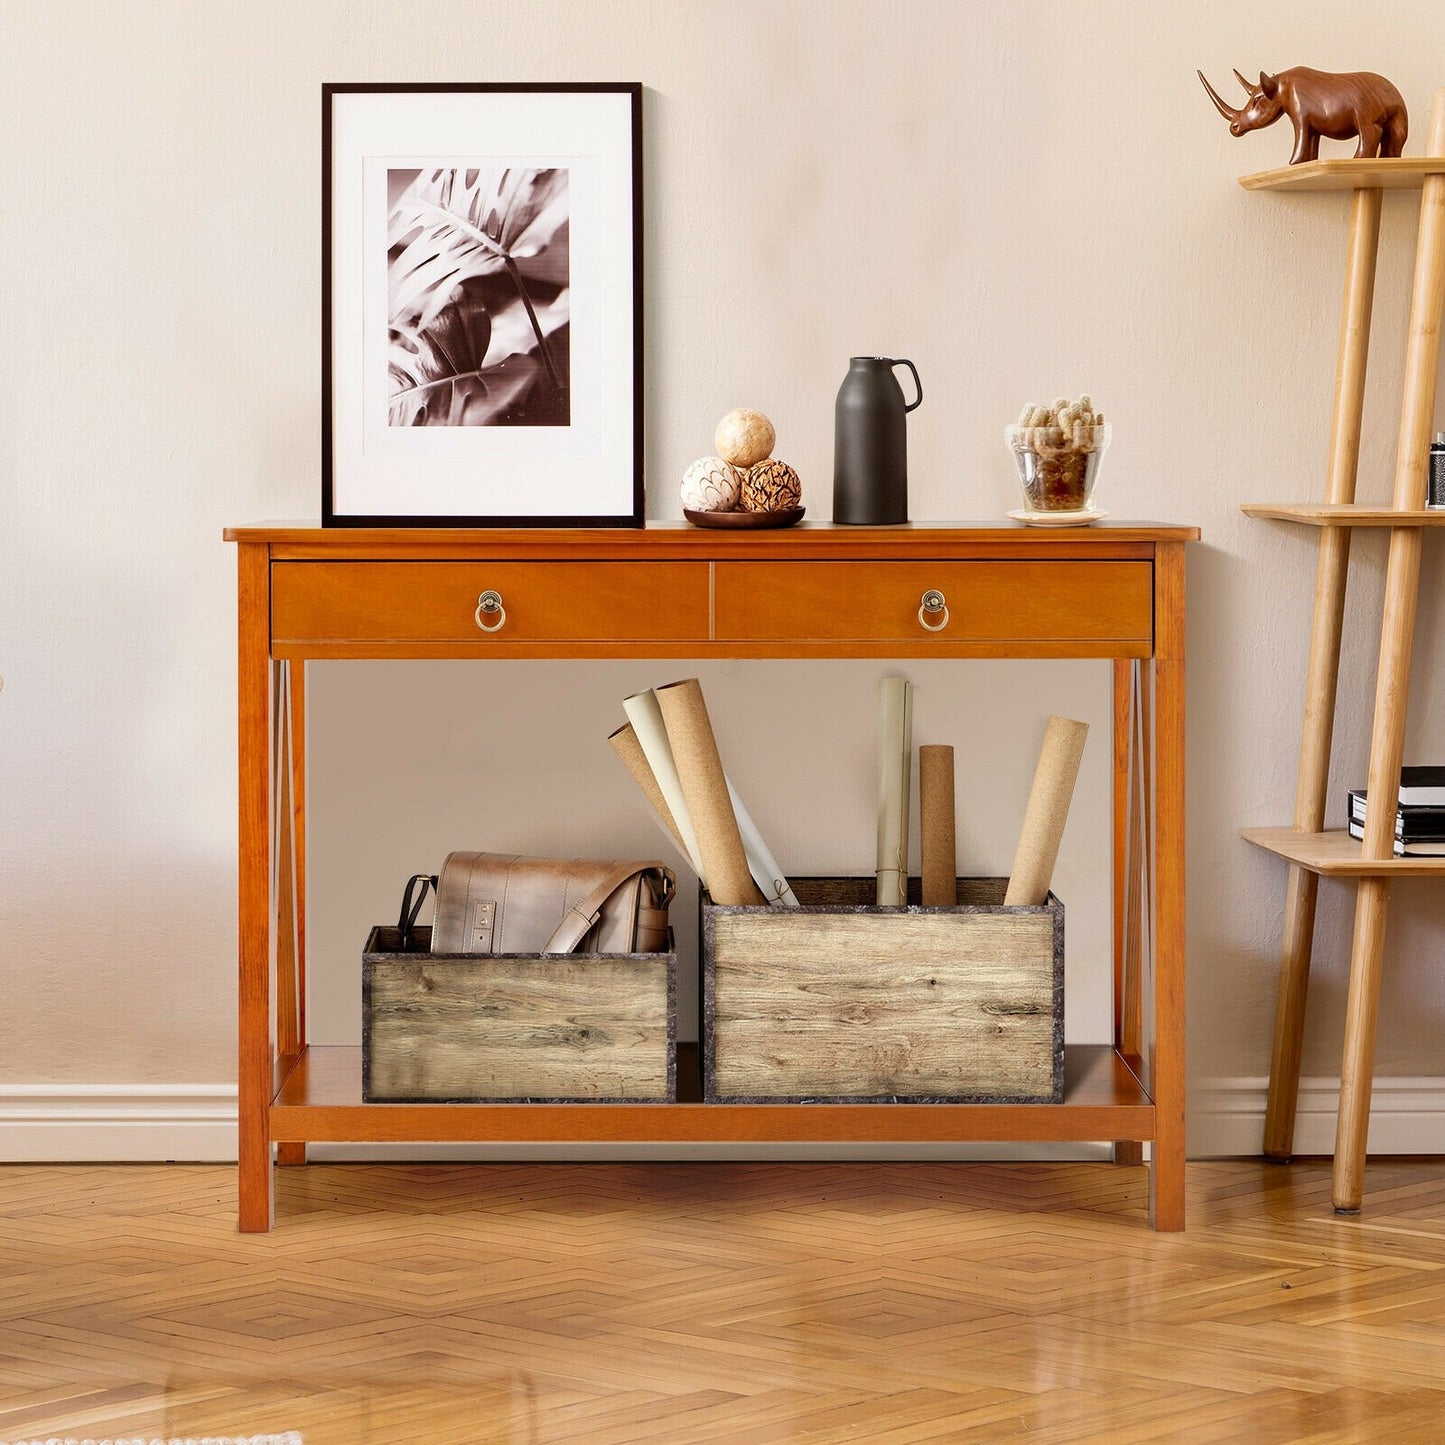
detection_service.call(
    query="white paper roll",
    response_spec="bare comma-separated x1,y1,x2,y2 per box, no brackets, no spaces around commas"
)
623,690,705,878
727,778,800,907
608,722,694,870
876,676,913,906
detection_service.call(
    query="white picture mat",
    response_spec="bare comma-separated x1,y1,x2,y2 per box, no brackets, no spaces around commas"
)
328,89,637,520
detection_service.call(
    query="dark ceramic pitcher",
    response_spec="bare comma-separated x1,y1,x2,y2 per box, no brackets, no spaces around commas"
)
832,356,922,525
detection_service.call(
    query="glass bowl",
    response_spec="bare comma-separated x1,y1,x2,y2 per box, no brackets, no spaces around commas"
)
1005,422,1110,514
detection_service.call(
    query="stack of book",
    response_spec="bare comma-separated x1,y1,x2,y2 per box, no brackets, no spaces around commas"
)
1347,767,1445,855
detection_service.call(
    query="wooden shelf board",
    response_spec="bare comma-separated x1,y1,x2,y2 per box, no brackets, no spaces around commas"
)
1241,503,1445,526
228,520,1202,552
270,1044,1155,1144
1241,827,1445,876
1239,158,1445,192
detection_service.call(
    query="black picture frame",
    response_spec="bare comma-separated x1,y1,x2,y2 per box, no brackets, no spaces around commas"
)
322,82,644,528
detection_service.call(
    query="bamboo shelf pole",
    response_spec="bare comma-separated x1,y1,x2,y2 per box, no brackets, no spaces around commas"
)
1333,89,1445,1213
1263,185,1383,1160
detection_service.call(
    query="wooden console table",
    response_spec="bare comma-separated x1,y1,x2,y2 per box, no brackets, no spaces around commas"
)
225,521,1197,1232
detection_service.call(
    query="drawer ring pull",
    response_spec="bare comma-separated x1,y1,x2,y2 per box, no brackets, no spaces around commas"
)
474,590,507,632
918,589,949,632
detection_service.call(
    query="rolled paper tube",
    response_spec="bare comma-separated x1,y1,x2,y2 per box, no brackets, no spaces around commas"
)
1004,716,1089,906
622,690,705,878
655,678,765,906
608,722,691,865
919,744,957,907
726,777,800,907
903,683,913,891
620,691,795,902
876,676,912,906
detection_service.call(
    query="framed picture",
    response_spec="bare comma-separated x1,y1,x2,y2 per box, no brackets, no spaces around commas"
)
323,83,643,527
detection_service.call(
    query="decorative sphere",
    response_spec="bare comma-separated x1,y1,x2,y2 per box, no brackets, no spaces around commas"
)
680,455,744,512
742,458,802,512
714,408,776,469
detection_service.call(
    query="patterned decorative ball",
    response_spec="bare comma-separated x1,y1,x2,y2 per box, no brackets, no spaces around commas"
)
742,458,802,512
714,408,776,469
680,455,744,512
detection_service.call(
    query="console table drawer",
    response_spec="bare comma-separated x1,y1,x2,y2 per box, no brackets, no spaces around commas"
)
272,562,711,645
713,561,1152,643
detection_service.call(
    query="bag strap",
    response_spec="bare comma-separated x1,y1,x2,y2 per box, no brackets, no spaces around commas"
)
397,873,438,950
541,862,672,954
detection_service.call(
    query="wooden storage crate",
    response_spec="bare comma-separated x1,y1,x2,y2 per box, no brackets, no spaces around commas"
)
362,925,676,1102
702,878,1062,1103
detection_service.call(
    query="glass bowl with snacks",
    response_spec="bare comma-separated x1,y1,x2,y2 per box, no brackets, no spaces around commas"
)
1005,396,1109,515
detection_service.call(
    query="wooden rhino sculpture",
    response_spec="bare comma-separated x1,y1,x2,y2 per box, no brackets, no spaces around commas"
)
1198,66,1407,164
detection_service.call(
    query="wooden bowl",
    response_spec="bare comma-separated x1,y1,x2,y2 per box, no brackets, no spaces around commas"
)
683,506,806,530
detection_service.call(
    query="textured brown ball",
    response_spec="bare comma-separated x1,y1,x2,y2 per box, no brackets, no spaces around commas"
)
742,458,802,512
714,408,776,469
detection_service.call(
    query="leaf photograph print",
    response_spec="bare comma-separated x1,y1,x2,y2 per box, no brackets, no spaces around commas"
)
387,166,570,427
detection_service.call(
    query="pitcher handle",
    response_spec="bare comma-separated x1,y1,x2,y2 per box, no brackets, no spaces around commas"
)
893,358,922,412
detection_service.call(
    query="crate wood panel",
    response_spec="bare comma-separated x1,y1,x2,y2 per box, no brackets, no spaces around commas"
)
363,929,675,1103
712,561,1152,644
704,879,1063,1103
272,561,711,646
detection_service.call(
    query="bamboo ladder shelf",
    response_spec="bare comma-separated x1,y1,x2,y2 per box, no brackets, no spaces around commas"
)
1238,91,1445,1213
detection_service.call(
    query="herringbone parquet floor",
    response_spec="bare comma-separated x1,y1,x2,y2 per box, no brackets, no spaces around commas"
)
1,1159,1442,1443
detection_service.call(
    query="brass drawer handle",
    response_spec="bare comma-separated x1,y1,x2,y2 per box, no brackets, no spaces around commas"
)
918,589,949,631
474,590,506,632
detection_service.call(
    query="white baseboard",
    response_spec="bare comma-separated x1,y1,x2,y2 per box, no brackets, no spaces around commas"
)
1190,1075,1445,1158
0,1083,238,1161
6,1076,1441,1163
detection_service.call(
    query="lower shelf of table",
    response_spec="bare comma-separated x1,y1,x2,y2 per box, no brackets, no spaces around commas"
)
269,1044,1155,1144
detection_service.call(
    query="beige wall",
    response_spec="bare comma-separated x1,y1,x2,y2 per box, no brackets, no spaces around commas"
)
4,1,1445,1154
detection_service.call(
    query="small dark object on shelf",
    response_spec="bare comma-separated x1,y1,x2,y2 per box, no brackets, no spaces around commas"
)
832,356,922,525
1197,66,1407,164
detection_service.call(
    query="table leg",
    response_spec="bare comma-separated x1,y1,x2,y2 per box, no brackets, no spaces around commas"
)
1150,542,1187,1231
275,660,307,1168
1112,659,1144,1167
237,543,274,1231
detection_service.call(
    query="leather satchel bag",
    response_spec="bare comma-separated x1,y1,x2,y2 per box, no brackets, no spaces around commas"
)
417,852,674,956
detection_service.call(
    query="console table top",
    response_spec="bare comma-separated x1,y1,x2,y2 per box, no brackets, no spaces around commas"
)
226,519,1201,554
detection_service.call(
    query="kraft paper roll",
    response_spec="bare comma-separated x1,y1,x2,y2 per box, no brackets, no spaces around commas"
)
876,676,913,906
919,744,957,907
655,678,765,906
622,690,705,878
608,722,691,865
1005,716,1089,906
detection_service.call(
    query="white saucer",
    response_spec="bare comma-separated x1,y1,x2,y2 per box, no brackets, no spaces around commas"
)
1007,507,1108,527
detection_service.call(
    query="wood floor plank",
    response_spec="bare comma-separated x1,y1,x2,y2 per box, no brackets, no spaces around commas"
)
0,1159,1442,1441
